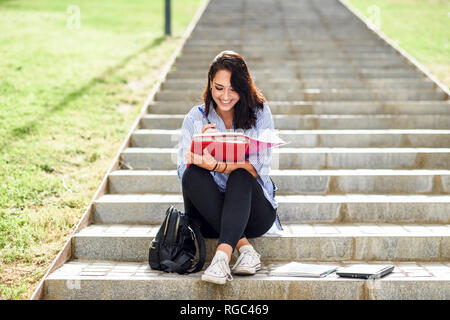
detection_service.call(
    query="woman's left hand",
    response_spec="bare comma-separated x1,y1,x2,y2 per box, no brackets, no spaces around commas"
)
185,147,217,170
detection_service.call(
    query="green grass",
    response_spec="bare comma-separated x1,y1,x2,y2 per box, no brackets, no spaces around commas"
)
346,0,450,88
0,0,203,299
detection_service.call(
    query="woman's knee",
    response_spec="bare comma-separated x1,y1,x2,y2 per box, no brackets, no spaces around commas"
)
227,168,253,186
181,164,209,189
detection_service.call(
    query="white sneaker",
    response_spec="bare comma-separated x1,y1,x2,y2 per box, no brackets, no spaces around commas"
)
231,245,261,275
201,250,233,285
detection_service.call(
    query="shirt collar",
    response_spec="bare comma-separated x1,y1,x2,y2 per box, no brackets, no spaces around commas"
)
209,102,235,131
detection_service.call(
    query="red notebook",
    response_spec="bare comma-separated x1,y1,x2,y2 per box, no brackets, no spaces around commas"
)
187,131,287,166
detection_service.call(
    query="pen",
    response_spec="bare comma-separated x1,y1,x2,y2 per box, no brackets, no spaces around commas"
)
198,106,210,124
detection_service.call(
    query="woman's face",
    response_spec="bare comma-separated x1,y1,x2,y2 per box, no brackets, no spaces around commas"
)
210,69,240,114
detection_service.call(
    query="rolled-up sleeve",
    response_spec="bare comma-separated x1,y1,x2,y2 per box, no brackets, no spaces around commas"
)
247,104,274,177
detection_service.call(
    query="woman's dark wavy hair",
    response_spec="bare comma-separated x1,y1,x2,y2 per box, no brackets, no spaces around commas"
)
202,50,266,130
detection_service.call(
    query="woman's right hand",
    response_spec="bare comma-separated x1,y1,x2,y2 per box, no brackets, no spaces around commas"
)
202,123,217,134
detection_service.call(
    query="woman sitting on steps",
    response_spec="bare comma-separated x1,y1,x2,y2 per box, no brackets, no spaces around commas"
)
177,50,282,285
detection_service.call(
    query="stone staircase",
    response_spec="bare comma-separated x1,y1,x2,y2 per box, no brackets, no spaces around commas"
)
38,0,450,299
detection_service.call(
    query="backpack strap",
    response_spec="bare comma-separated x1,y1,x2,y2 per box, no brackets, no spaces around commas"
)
159,219,206,274
188,221,206,273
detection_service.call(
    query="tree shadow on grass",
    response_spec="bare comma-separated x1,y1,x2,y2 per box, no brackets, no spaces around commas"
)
1,35,167,152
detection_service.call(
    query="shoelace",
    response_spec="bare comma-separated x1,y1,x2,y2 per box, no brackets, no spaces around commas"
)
233,249,261,270
209,256,233,281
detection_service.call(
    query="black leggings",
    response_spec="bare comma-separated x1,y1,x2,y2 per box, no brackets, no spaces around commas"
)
181,164,277,250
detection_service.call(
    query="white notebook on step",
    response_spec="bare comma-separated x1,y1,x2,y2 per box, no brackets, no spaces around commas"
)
270,262,338,278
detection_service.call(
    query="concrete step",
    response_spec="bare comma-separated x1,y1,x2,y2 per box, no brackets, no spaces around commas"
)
93,193,450,225
181,41,391,47
141,114,450,130
154,89,445,102
161,78,436,91
181,44,394,53
108,169,450,195
181,50,397,58
270,46,399,53
174,61,409,71
147,101,450,115
174,59,409,70
70,223,449,262
181,49,397,56
120,147,450,170
131,129,450,148
182,39,384,47
177,52,403,60
183,38,382,43
166,69,422,80
180,52,402,60
172,62,410,71
176,57,407,69
44,259,450,300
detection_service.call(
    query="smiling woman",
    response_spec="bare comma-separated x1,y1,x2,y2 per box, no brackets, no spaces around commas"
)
209,70,240,128
177,50,282,286
203,51,267,130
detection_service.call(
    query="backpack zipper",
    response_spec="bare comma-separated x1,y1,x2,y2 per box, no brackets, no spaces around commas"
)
174,215,181,242
163,206,173,236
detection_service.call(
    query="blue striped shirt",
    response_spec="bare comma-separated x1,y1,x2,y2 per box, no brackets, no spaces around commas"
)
177,102,282,233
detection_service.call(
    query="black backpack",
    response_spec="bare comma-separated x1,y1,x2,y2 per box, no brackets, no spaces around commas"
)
148,206,206,274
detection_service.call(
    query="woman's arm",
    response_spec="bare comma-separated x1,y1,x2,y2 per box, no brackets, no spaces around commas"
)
184,149,259,178
184,104,274,179
216,161,259,178
178,108,217,180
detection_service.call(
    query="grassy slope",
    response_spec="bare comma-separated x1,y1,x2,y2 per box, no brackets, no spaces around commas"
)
346,0,450,88
0,0,202,299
